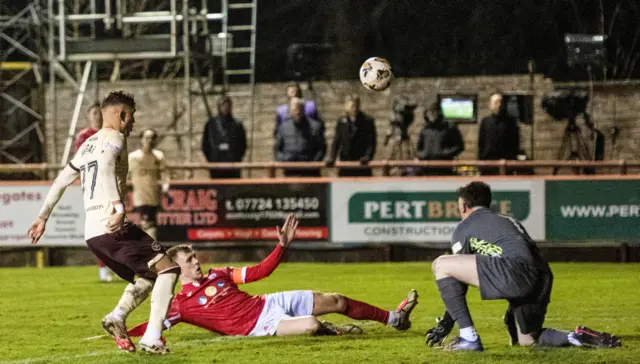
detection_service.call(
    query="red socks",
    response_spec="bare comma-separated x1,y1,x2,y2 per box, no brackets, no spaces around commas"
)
342,297,389,324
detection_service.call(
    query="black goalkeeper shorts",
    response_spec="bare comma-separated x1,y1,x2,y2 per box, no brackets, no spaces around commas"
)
476,255,553,334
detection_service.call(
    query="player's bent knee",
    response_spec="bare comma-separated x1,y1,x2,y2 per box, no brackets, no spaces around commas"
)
332,294,347,313
432,255,447,275
431,259,439,275
304,318,322,334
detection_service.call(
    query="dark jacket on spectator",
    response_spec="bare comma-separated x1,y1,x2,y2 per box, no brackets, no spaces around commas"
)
275,100,323,136
416,117,464,175
329,112,377,177
478,113,520,175
202,116,247,179
275,116,326,177
478,114,520,160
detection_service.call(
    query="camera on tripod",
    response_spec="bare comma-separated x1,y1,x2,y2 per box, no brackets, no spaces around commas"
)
385,96,417,145
541,89,604,174
542,89,590,126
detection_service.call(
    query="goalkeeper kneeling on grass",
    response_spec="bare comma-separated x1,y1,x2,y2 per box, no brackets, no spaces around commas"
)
424,181,621,351
128,214,418,339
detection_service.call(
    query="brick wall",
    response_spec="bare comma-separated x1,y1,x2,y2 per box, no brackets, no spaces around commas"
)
44,75,640,177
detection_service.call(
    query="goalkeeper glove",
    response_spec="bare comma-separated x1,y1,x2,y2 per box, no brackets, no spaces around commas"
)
425,311,455,347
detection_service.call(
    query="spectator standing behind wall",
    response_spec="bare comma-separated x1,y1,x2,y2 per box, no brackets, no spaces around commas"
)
274,97,326,177
326,94,377,177
416,101,465,175
478,92,520,175
202,97,247,179
274,83,323,136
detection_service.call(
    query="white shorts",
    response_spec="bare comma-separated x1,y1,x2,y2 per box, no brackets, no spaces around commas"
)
248,290,314,337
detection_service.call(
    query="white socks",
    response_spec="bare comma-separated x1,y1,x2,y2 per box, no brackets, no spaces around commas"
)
460,326,478,342
99,267,111,281
142,271,178,341
111,307,126,322
387,311,400,327
111,278,153,322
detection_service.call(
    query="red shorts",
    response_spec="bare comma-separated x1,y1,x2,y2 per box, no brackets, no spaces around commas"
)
86,222,166,283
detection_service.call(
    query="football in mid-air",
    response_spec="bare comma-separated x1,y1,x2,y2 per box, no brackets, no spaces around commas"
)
359,57,393,91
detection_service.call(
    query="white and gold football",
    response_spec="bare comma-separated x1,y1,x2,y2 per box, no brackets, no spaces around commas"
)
359,57,393,91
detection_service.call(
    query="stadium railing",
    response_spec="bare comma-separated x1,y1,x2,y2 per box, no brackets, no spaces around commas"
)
0,159,638,177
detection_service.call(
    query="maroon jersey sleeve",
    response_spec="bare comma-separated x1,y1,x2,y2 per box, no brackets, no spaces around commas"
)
229,244,286,284
73,129,88,153
127,299,182,337
74,128,97,153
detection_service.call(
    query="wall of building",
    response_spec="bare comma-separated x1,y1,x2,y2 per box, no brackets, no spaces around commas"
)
44,75,640,178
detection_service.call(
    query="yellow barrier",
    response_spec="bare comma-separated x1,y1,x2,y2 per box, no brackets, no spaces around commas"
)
36,249,44,269
0,62,32,70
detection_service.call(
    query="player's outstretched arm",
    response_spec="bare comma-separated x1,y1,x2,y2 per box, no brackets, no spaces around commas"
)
232,214,298,285
28,163,80,244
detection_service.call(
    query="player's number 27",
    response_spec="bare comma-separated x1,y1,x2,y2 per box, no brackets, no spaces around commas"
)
80,160,98,199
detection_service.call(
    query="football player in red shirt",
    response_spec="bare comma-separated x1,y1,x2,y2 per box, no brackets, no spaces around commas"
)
128,214,418,340
74,102,103,153
73,101,114,283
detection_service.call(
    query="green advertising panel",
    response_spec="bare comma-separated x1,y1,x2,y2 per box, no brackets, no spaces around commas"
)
546,180,640,241
348,191,530,223
331,180,545,243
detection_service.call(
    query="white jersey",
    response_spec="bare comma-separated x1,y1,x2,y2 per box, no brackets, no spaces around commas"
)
128,149,166,207
69,128,129,240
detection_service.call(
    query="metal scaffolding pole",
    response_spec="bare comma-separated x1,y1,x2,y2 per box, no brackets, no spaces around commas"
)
248,0,258,172
5,0,257,172
61,61,93,165
48,0,57,164
0,1,46,171
182,0,193,163
57,12,224,24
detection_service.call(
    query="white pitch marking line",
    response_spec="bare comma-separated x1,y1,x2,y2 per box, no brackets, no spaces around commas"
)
0,335,245,364
81,334,109,341
0,351,111,364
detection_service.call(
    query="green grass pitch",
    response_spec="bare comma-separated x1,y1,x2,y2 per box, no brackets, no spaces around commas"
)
1,262,638,364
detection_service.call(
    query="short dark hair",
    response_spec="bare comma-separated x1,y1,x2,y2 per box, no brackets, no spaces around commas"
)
218,96,232,108
87,101,101,113
166,244,193,260
456,181,492,209
101,90,136,109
